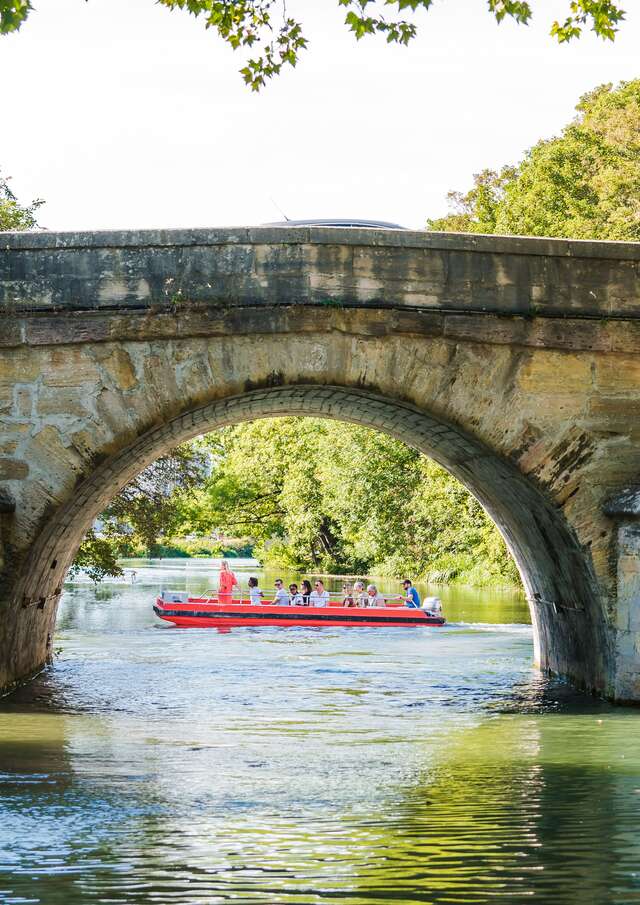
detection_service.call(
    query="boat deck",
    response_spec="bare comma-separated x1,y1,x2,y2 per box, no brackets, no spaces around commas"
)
153,596,446,628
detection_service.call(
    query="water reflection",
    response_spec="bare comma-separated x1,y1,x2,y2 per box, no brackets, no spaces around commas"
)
1,561,639,904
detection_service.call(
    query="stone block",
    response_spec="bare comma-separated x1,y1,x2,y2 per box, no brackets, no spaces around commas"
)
94,347,138,391
594,355,640,393
0,458,28,480
516,351,592,394
25,315,111,346
13,385,33,419
42,349,100,387
0,353,41,382
37,387,91,418
587,396,640,429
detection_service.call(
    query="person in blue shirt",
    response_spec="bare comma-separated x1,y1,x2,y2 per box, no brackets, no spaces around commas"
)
402,579,421,608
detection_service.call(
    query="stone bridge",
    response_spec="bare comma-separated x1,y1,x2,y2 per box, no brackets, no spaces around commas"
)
1,226,640,700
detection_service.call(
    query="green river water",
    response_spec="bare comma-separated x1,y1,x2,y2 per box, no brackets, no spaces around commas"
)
1,558,639,904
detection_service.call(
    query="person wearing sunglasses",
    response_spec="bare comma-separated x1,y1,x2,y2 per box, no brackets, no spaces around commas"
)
288,583,303,606
271,578,290,606
309,579,330,608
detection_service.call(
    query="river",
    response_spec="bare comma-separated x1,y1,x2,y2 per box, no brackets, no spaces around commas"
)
1,558,639,904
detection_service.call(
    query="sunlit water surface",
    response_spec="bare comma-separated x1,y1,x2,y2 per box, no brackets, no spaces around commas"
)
1,559,640,904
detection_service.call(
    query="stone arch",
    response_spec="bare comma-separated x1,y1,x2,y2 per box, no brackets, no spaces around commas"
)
8,384,608,697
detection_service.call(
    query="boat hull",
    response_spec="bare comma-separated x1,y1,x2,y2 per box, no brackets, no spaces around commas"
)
153,597,445,628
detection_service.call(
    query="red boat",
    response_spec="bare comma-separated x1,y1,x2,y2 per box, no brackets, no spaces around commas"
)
153,592,446,628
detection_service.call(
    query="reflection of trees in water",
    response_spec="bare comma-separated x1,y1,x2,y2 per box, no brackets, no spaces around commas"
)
346,706,640,904
2,674,640,903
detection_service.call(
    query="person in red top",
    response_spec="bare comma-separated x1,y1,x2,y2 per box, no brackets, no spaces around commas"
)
217,560,238,605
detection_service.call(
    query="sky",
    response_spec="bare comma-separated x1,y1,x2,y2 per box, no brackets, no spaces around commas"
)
0,0,638,232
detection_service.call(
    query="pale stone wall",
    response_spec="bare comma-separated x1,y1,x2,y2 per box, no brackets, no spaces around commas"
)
1,227,640,699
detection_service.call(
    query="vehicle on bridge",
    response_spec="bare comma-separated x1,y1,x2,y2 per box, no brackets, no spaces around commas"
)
153,591,446,628
262,218,408,229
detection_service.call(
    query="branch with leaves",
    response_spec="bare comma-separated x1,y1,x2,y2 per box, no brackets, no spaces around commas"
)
0,0,627,89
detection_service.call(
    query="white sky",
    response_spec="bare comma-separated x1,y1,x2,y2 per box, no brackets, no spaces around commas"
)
1,0,638,231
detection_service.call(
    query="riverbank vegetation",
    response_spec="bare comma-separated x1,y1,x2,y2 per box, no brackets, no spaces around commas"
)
73,418,520,588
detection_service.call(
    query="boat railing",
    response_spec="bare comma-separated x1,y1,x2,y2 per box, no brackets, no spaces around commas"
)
199,588,409,607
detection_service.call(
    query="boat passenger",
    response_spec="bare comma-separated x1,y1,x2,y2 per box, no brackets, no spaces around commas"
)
310,579,330,607
402,578,421,609
342,582,356,607
366,583,386,607
289,583,304,606
218,560,238,605
353,580,368,607
272,578,291,606
300,580,312,606
248,576,263,605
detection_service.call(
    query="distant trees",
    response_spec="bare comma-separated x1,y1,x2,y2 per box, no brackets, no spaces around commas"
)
72,417,519,586
0,168,42,231
175,419,520,586
428,79,640,242
0,0,627,90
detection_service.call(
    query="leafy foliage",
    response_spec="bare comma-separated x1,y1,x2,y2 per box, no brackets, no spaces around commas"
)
0,0,626,89
180,418,519,585
428,79,640,241
0,168,43,231
73,443,209,579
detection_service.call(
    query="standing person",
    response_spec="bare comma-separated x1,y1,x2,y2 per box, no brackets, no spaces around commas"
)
310,579,330,607
248,576,263,605
300,580,312,606
366,584,386,607
289,583,303,606
402,578,421,609
271,578,291,606
218,560,238,605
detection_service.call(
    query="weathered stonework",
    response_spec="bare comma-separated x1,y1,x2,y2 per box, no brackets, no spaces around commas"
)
1,226,640,699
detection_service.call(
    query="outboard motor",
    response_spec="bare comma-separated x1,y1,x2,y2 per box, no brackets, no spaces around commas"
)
161,590,189,604
423,596,442,613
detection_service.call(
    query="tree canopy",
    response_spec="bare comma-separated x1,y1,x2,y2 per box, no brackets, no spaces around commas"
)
0,0,627,90
428,79,640,241
98,419,518,587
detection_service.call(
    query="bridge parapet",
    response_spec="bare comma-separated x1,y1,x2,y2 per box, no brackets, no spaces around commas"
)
1,227,639,323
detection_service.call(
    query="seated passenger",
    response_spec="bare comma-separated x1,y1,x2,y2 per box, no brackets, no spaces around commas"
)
272,578,290,606
366,583,386,607
300,579,312,606
353,580,368,607
248,576,263,605
310,579,330,607
401,578,421,609
289,583,303,605
342,582,356,607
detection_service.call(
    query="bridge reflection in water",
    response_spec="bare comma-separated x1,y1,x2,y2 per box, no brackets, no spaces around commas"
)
0,571,639,905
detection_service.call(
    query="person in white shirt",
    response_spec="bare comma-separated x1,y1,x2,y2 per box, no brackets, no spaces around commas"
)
248,576,263,605
353,580,368,608
309,579,330,607
366,583,386,607
288,583,303,606
272,578,290,606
